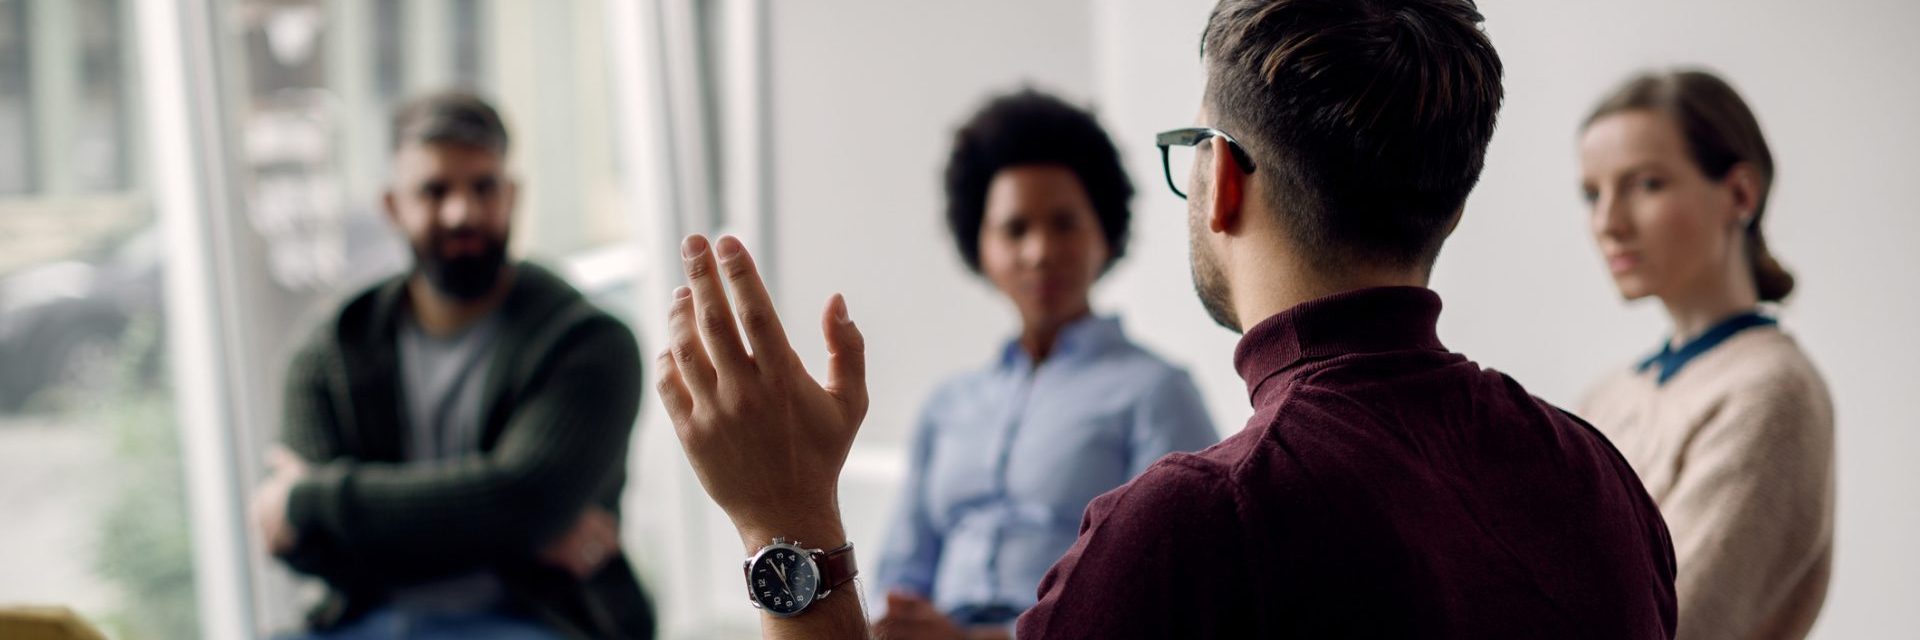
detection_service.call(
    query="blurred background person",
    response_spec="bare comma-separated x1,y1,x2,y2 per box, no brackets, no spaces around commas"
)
1577,69,1835,640
252,91,655,639
868,89,1217,640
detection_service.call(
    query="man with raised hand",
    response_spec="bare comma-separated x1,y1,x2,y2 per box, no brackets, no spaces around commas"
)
655,0,1676,637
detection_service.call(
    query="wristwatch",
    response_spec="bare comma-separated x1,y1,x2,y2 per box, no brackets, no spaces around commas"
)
743,538,858,617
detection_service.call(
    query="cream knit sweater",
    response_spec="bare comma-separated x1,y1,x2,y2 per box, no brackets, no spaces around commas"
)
1581,326,1834,640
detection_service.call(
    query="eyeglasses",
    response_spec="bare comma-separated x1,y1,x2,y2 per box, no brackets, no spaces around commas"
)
1155,127,1258,200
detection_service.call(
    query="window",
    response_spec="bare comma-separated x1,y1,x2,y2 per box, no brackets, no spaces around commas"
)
0,0,31,194
373,0,403,101
71,0,131,193
0,0,196,635
0,0,136,198
449,0,485,91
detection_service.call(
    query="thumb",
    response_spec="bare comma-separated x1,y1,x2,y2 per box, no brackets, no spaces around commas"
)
821,293,868,418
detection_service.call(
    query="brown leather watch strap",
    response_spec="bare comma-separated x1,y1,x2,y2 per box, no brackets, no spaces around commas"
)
814,542,858,593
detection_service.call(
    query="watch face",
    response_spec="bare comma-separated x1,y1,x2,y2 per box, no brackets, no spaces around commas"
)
749,544,821,616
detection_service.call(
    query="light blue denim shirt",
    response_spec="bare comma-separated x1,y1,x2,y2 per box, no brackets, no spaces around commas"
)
871,314,1219,619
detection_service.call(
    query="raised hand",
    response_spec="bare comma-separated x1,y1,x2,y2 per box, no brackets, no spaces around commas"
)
654,234,869,551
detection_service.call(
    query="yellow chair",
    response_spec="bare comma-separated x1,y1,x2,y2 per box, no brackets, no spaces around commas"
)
0,606,109,640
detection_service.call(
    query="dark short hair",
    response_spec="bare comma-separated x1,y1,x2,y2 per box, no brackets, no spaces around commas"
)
1584,70,1794,302
943,89,1134,274
391,90,510,154
1201,0,1503,271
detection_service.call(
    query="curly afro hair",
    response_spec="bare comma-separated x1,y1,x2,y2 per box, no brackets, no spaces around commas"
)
943,89,1134,274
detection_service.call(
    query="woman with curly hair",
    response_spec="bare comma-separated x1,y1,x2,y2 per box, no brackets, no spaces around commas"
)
869,90,1218,640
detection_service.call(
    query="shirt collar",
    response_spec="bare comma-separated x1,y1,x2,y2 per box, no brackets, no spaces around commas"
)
998,313,1125,369
1636,310,1776,386
1232,286,1446,398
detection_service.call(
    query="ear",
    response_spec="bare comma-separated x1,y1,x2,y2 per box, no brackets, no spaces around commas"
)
381,188,401,227
503,175,521,215
1204,138,1246,235
1442,206,1465,238
1724,163,1763,227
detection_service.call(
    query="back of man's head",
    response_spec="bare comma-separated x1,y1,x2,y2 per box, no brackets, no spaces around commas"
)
390,90,510,155
1202,0,1502,272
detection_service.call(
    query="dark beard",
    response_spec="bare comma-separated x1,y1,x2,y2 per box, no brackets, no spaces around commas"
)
414,234,508,301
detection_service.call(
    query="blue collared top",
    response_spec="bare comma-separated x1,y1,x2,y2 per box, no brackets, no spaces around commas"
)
871,314,1219,620
1637,310,1779,385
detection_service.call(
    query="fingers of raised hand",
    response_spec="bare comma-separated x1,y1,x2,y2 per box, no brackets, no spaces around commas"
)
665,285,717,398
714,235,796,371
821,293,870,420
681,235,752,375
655,347,695,430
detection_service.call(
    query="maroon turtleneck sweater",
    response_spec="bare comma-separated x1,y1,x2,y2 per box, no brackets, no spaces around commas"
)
1015,287,1676,638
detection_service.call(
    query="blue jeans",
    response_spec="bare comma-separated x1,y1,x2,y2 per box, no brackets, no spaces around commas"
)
275,607,562,640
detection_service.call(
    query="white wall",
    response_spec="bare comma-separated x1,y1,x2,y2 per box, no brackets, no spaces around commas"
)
1090,0,1920,637
769,0,1099,448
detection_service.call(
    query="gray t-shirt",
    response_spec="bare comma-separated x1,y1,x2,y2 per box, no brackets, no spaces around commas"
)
389,311,508,612
399,312,499,463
